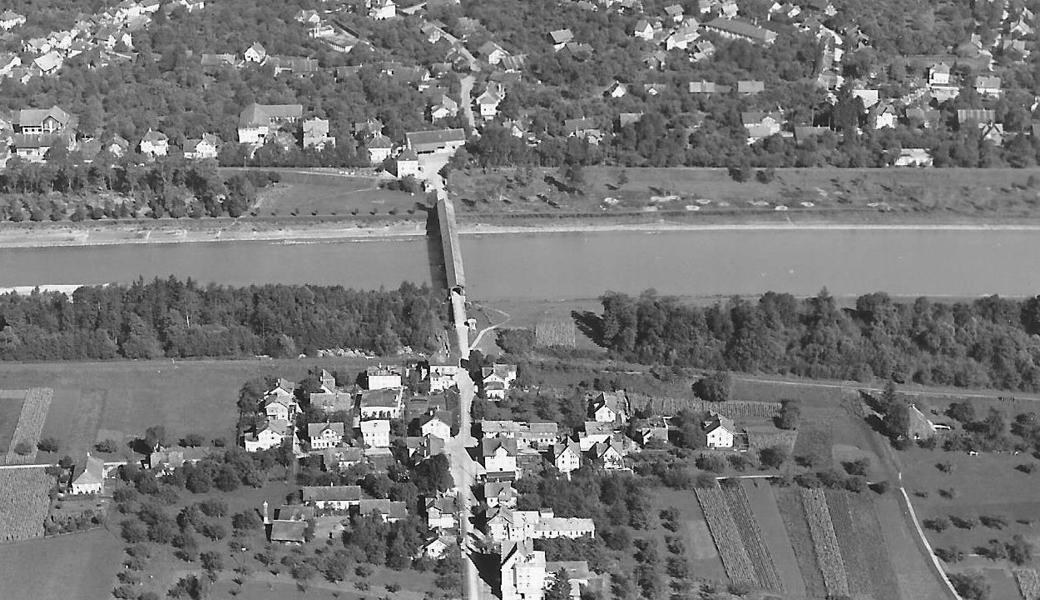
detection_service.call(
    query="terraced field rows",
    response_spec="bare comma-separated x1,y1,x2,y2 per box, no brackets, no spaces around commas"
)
696,486,756,585
1016,569,1040,600
0,469,54,541
5,388,54,465
801,489,850,598
722,483,783,592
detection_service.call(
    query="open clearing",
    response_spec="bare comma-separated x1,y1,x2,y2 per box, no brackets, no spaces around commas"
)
0,358,400,461
0,527,123,599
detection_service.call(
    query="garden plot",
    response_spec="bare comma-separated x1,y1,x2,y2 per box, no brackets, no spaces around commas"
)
743,480,807,599
696,486,756,586
775,488,828,598
0,469,55,542
4,388,53,465
722,482,783,592
802,488,851,598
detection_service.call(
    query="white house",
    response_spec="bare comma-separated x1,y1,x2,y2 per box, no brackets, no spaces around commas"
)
482,437,518,475
420,410,452,440
70,454,105,494
139,129,168,156
365,366,402,390
307,422,345,450
928,62,950,86
370,0,396,19
633,19,654,40
395,149,421,178
244,42,267,63
358,388,404,420
428,364,459,392
264,393,298,422
237,103,303,145
367,135,393,165
553,440,581,475
894,148,933,167
360,419,391,448
589,391,628,425
482,364,518,400
424,496,458,530
974,75,1002,98
0,11,26,30
302,485,362,510
244,419,290,452
183,134,220,160
704,414,735,449
476,86,503,119
501,540,546,600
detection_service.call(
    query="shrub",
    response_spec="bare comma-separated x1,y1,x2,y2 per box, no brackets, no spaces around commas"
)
696,454,726,473
36,437,60,453
13,441,32,456
95,439,119,453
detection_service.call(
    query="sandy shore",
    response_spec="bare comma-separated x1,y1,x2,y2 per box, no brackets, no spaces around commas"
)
4,214,1040,249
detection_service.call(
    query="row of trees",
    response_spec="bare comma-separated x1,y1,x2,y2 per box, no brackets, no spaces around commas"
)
597,290,1040,391
0,278,447,360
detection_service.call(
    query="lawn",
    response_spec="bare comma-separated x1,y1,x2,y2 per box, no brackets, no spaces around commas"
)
874,493,954,600
0,527,123,600
0,358,405,461
253,180,424,218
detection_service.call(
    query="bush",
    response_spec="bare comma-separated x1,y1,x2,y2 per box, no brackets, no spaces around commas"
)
95,439,119,453
843,458,869,476
693,371,731,403
37,437,60,453
924,517,949,532
13,441,32,456
695,454,726,473
870,480,890,494
759,445,788,469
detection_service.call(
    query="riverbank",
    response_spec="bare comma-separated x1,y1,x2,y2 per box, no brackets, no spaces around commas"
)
9,210,1040,248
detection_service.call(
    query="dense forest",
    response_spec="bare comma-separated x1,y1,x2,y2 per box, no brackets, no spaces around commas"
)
0,278,447,360
596,290,1040,391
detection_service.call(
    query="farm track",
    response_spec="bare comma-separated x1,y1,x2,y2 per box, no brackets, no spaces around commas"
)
4,388,53,465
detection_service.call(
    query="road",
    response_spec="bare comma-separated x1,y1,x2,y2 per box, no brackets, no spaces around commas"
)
469,306,511,353
460,75,476,130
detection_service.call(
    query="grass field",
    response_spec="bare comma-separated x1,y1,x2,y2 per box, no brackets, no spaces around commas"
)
0,389,25,453
0,358,403,461
649,487,728,584
253,180,424,218
0,527,123,599
449,166,1040,219
743,480,807,599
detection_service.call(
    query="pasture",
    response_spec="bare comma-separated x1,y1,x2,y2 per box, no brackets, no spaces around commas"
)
253,179,423,218
0,527,123,600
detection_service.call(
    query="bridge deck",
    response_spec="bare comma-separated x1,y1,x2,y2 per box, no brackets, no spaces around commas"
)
436,198,466,292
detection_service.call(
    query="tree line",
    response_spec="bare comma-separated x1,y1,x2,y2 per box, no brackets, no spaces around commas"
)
596,289,1040,391
0,278,447,360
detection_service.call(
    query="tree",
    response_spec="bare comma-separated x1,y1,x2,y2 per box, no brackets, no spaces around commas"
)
95,439,119,453
200,550,224,574
121,519,147,543
695,454,726,473
36,437,60,453
949,573,989,600
13,441,32,456
144,425,167,451
776,400,801,429
545,570,572,600
232,510,262,531
180,433,205,447
759,445,788,469
693,371,732,403
947,401,976,423
1006,534,1034,566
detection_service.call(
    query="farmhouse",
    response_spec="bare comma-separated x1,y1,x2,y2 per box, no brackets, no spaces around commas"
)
704,413,735,449
243,418,291,452
15,106,74,134
302,484,362,510
482,364,518,400
589,390,629,425
237,103,303,145
428,364,459,392
307,422,345,450
484,481,518,509
553,439,582,474
501,540,547,600
424,495,458,529
420,410,453,440
356,499,408,522
70,454,105,495
482,437,519,475
405,128,466,154
139,129,168,156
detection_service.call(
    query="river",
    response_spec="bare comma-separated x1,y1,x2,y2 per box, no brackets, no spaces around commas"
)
1,229,1038,299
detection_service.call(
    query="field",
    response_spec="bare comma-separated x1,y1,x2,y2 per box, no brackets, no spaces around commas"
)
648,487,727,583
0,527,123,599
0,389,25,453
0,358,401,461
5,388,53,464
450,166,1040,220
252,178,423,218
0,469,57,542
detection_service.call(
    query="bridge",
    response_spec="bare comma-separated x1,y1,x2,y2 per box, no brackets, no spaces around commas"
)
436,196,466,295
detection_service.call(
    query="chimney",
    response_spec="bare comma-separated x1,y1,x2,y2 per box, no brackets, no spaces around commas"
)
262,500,270,524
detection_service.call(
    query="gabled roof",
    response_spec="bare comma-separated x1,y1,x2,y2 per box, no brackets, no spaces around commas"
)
359,387,402,408
368,134,392,149
482,437,518,457
548,29,574,44
405,128,466,147
238,103,303,128
307,421,345,439
554,439,580,459
583,421,614,436
142,129,167,142
73,454,105,486
270,520,306,542
302,484,361,502
17,106,71,128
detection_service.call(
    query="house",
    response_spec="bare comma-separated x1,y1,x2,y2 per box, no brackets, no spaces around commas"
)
553,439,582,474
589,391,629,425
956,109,996,125
301,118,333,150
366,135,393,165
691,39,716,61
302,484,362,510
895,148,933,167
148,447,211,470
276,504,315,522
264,393,299,422
395,149,421,178
851,89,880,109
521,423,559,449
545,561,591,600
704,413,735,448
0,53,21,77
478,41,510,65
32,52,63,77
635,417,669,446
355,499,408,522
633,19,655,40
319,446,364,471
482,364,518,400
689,80,722,94
139,129,168,156
310,389,354,414
370,0,396,20
428,365,459,392
482,437,518,475
928,62,951,86
664,4,684,21
974,75,1002,97
360,419,391,448
0,11,26,30
429,93,459,120
183,134,220,160
501,540,546,600
980,122,1004,146
70,454,105,494
420,410,452,440
420,535,452,559
579,422,614,451
307,422,345,450
534,515,596,539
107,135,130,157
736,80,765,95
606,80,628,99
424,496,458,529
484,481,517,509
12,134,62,163
548,29,574,51
741,111,783,142
905,107,940,129
564,118,602,144
590,440,626,470
200,53,238,69
872,103,898,129
703,18,777,45
243,418,291,452
476,86,504,119
244,42,267,63
405,129,466,154
617,112,643,128
237,103,303,145
268,56,320,76
270,520,307,544
666,25,700,50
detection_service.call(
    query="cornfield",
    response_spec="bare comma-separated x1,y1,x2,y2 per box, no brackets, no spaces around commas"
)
0,469,55,541
696,486,757,585
801,489,850,598
5,388,54,465
1015,569,1040,600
